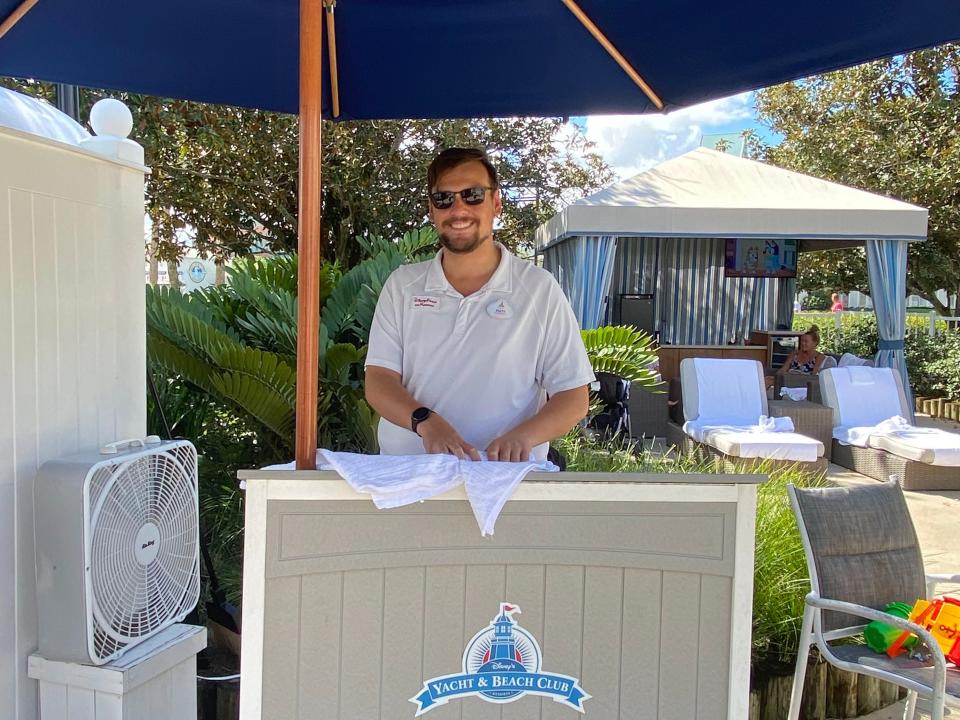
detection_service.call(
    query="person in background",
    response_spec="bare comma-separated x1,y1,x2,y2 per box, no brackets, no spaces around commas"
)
363,147,595,462
830,292,844,313
778,325,827,377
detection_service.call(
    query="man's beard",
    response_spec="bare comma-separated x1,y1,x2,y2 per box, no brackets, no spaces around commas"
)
438,228,490,255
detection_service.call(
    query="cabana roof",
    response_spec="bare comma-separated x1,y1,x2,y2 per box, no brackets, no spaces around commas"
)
535,148,928,252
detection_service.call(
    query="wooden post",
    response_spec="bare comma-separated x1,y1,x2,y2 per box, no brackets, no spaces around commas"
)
295,0,323,470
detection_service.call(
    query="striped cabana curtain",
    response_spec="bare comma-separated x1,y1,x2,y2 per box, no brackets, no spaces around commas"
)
542,235,618,329
656,237,777,344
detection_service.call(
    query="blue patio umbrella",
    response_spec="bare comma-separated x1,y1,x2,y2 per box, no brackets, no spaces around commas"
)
0,0,958,119
1,0,957,466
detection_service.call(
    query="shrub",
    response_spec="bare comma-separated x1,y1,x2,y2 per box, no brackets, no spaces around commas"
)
794,311,960,400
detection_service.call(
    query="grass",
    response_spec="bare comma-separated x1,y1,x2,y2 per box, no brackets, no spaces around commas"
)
555,430,830,669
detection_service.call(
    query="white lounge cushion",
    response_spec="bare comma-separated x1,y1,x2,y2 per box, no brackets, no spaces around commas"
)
701,429,823,462
870,430,960,466
684,416,823,461
680,358,767,425
820,367,911,429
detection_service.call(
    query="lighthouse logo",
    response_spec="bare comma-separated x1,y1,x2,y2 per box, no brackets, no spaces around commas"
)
410,603,590,715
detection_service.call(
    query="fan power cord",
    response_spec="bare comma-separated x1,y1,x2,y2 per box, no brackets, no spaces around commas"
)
197,672,241,682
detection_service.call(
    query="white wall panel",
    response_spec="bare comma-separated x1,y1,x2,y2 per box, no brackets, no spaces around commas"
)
0,128,147,720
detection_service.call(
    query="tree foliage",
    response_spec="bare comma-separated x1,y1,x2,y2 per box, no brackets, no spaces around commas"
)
0,78,612,267
751,43,960,314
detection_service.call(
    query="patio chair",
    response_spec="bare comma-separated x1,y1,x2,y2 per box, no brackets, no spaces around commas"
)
787,480,960,720
819,367,960,490
666,358,827,471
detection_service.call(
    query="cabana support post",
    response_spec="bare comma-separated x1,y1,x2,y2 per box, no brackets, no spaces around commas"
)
295,0,323,470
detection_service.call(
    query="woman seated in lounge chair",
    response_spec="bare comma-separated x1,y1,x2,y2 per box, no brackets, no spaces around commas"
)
778,325,826,377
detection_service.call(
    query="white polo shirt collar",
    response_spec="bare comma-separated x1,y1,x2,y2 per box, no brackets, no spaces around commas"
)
423,241,514,296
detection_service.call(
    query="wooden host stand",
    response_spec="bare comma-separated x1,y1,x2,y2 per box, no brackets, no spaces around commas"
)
237,469,764,720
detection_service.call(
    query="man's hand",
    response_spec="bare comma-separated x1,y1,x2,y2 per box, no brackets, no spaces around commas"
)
485,430,535,463
419,414,481,461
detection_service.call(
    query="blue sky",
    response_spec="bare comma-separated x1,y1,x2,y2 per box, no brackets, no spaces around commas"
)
578,91,773,180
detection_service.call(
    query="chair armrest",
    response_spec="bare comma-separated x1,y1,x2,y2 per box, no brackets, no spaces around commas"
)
805,593,947,694
926,573,960,598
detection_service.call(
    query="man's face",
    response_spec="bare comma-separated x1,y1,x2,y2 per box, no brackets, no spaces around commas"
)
429,160,502,255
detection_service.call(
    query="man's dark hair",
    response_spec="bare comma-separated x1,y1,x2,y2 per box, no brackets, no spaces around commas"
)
427,147,499,192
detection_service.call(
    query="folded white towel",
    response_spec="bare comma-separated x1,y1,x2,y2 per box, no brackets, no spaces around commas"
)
756,415,795,433
779,387,808,402
838,352,871,367
848,366,876,385
265,450,557,536
834,415,913,447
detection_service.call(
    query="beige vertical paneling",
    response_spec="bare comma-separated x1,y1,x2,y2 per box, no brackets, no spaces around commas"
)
1,129,147,720
262,576,302,719
54,201,81,455
658,572,702,720
581,567,624,719
33,194,59,461
90,203,119,443
422,565,466,720
462,564,506,720
339,569,384,720
380,567,426,718
11,188,40,720
542,566,584,720
73,202,101,451
502,565,546,720
66,686,96,720
38,682,67,720
0,187,13,488
697,575,732,720
0,184,15,713
92,690,122,720
620,569,662,718
298,572,342,719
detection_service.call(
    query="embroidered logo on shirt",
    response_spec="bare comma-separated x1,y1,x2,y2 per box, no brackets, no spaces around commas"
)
486,299,513,319
412,295,440,309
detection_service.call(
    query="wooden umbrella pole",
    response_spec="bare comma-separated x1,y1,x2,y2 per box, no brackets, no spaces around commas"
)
0,0,40,40
561,0,664,110
295,0,323,470
323,0,340,118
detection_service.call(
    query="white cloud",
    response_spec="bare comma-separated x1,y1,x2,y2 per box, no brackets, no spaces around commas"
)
584,92,755,180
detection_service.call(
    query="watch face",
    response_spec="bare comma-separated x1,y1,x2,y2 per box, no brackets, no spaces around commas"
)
413,407,431,422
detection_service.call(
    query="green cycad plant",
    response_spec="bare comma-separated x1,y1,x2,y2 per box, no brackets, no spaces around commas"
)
146,226,439,455
580,325,661,417
580,325,660,387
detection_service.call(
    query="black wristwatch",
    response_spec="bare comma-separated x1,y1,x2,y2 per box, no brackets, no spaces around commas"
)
411,407,432,436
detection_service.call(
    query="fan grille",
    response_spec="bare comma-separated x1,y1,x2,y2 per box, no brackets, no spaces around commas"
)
88,443,199,662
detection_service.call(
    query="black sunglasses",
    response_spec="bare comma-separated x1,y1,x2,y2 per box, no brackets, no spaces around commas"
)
429,186,494,210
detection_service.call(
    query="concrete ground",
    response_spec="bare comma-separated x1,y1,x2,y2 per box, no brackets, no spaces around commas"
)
825,414,960,720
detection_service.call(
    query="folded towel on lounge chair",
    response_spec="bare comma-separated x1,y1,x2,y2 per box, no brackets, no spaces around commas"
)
265,450,558,536
780,386,808,402
683,415,820,461
834,416,960,466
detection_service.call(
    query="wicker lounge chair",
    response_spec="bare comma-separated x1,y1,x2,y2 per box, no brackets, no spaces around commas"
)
819,367,960,490
667,358,827,472
788,480,960,720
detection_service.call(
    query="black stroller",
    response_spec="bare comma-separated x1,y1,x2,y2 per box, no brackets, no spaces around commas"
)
587,371,632,439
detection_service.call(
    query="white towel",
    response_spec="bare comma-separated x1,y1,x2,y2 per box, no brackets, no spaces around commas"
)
838,352,871,367
779,386,808,402
834,415,913,447
684,415,794,441
848,366,876,385
265,450,557,536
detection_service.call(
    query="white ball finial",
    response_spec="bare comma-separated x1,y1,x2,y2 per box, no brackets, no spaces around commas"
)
90,98,133,138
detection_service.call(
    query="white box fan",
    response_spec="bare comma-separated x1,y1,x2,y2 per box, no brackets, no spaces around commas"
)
35,437,200,665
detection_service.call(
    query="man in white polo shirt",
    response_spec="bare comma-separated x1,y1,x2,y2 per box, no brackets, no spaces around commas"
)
364,147,595,462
